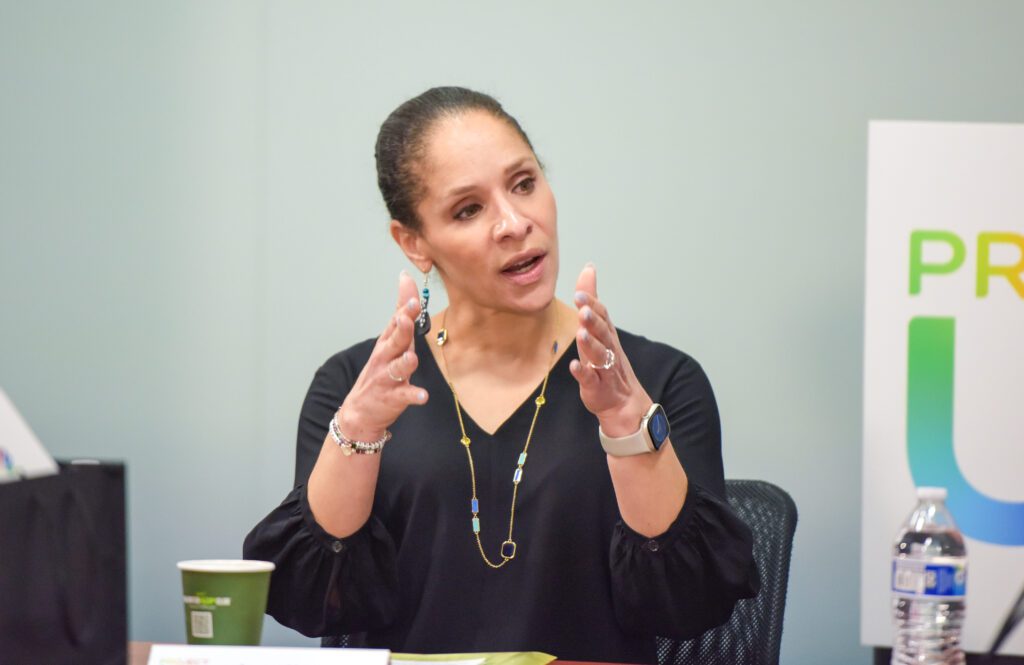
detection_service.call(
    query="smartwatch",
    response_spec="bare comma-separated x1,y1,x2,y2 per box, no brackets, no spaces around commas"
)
599,403,671,457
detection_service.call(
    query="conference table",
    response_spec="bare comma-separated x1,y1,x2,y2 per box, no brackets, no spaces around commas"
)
129,642,616,665
126,641,1024,665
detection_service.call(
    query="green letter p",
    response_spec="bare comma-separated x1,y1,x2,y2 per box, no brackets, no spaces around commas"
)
910,231,965,295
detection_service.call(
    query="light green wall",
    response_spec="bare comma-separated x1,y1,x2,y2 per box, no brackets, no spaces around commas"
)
2,2,1022,661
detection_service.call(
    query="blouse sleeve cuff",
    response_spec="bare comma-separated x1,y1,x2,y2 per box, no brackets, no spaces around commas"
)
243,485,398,637
297,484,380,555
613,479,703,554
609,481,760,639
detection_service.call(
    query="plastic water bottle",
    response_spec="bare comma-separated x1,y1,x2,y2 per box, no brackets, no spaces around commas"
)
891,487,967,665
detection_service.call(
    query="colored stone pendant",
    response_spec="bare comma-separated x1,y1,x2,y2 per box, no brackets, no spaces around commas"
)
500,540,517,559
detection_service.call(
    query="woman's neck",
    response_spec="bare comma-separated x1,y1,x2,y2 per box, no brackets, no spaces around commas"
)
435,297,574,368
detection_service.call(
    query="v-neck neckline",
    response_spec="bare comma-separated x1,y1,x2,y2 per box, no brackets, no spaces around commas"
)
415,333,577,439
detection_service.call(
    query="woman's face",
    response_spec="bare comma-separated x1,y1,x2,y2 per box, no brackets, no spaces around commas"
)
406,110,559,315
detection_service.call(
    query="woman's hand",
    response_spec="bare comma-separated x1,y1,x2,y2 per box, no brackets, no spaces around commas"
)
569,264,688,536
335,271,430,440
568,264,653,437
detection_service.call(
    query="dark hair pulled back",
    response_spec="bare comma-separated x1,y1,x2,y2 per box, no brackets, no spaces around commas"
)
375,86,536,230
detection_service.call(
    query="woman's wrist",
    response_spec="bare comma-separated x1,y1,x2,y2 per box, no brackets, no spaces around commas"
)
335,405,388,443
597,392,652,438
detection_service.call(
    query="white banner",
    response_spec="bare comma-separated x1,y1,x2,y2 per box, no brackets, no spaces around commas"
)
861,121,1024,654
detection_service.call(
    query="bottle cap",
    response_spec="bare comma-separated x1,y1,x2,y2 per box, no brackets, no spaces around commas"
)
916,486,948,501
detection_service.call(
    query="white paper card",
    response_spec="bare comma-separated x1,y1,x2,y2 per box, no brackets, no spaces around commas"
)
147,644,390,665
393,660,484,665
0,387,58,482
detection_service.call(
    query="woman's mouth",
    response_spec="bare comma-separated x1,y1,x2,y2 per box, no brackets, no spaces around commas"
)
501,253,546,285
503,256,541,274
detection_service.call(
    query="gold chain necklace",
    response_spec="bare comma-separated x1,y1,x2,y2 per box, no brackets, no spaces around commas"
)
437,313,557,569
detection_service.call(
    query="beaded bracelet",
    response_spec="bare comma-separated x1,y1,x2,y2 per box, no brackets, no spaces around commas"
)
328,412,391,456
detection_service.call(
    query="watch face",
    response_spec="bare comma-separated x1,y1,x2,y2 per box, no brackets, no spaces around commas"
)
648,406,670,449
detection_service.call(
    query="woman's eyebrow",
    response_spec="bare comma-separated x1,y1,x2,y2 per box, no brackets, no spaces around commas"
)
442,156,535,201
443,182,477,201
503,156,533,175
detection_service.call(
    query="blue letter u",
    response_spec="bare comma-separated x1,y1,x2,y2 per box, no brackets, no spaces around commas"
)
907,316,1024,546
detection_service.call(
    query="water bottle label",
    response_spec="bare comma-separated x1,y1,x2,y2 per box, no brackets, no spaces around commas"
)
891,557,967,598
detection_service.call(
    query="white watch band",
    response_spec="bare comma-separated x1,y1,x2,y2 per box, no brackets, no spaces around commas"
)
599,403,671,457
599,424,655,456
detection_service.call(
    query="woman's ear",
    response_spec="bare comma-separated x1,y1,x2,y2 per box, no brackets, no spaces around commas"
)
390,220,432,273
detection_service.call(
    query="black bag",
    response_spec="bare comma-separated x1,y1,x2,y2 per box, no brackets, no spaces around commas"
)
0,461,127,665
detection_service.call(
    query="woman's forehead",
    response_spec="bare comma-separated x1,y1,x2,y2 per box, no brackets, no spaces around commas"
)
419,111,535,195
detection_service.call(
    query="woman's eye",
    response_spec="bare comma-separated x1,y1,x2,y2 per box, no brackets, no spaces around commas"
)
513,177,535,194
454,203,482,220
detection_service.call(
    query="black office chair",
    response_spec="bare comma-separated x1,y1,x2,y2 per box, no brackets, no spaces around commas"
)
323,635,350,648
324,479,798,663
656,479,798,665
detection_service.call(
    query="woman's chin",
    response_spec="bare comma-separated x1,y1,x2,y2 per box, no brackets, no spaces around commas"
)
505,273,559,313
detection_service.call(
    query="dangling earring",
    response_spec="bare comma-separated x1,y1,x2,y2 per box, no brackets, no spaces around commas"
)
415,270,431,337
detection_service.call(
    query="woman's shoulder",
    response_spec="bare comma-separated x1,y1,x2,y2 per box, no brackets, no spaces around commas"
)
616,328,702,369
615,328,712,392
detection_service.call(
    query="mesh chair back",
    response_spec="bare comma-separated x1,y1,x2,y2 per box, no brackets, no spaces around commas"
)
322,635,349,647
656,479,797,665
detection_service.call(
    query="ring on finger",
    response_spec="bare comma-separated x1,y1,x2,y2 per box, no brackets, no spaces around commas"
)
386,360,405,382
586,348,616,370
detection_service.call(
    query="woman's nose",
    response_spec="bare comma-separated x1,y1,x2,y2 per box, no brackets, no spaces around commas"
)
493,201,531,241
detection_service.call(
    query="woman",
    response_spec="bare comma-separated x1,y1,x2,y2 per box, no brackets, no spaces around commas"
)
244,87,759,663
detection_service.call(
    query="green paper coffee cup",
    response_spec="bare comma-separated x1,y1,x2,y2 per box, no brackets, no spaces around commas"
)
177,559,275,645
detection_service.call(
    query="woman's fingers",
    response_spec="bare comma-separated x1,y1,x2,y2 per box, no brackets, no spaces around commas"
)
339,274,429,436
570,263,636,416
574,265,618,351
380,301,416,358
394,384,429,406
378,270,422,379
381,352,428,408
569,357,600,388
383,350,419,383
574,293,621,379
579,304,616,351
377,309,398,346
575,291,611,326
575,263,598,302
397,270,420,310
397,271,421,353
376,295,418,350
576,324,614,372
375,271,420,357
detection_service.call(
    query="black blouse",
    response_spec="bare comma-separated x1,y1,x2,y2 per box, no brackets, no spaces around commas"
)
243,329,759,664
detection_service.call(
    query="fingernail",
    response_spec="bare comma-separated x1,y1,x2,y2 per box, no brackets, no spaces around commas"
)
583,307,592,322
581,328,590,341
574,291,587,305
395,315,402,326
418,390,427,402
585,262,595,270
407,297,418,310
